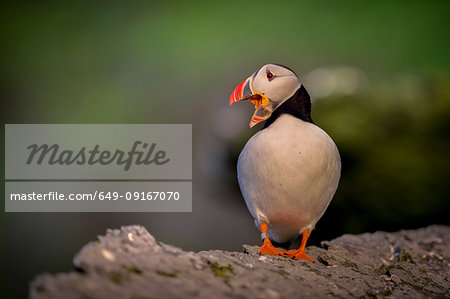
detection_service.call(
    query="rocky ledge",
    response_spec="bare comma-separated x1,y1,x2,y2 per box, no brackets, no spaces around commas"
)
30,225,449,298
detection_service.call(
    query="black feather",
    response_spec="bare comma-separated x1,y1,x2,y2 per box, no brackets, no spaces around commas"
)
263,85,313,130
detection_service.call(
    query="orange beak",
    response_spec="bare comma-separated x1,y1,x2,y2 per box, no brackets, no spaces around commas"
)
229,77,272,128
229,77,253,106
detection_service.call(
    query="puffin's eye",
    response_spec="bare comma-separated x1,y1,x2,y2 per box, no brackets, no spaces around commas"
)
266,71,274,81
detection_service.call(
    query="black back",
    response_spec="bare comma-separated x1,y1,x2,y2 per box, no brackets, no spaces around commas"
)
263,85,313,129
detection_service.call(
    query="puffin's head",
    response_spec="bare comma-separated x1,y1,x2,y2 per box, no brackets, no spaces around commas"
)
229,64,301,127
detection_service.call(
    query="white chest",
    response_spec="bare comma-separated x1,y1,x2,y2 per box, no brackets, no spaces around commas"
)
237,114,341,242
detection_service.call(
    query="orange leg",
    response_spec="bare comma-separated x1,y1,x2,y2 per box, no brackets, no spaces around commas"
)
284,230,314,262
257,222,291,257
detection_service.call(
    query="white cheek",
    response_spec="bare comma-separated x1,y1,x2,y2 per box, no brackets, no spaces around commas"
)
265,77,301,103
252,74,268,93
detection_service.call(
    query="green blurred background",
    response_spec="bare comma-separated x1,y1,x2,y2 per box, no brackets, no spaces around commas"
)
1,1,450,298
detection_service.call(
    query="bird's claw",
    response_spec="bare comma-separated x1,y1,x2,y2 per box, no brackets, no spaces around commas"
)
289,251,314,262
258,242,287,256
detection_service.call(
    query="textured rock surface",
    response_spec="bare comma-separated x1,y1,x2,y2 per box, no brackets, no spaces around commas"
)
30,225,449,299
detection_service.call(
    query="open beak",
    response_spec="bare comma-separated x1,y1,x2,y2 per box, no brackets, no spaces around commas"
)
229,76,272,128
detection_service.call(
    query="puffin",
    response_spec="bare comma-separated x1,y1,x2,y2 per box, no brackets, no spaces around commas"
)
229,64,341,262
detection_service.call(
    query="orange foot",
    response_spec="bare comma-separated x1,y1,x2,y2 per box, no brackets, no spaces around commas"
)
258,238,291,257
285,249,314,262
283,229,314,262
257,222,291,257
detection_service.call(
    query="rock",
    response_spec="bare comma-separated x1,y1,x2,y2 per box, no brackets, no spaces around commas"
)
30,225,450,299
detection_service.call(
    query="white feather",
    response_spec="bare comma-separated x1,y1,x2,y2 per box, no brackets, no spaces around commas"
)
237,114,341,243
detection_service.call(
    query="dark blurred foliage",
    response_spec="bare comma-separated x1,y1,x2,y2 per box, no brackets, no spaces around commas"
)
310,72,450,243
1,1,449,298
